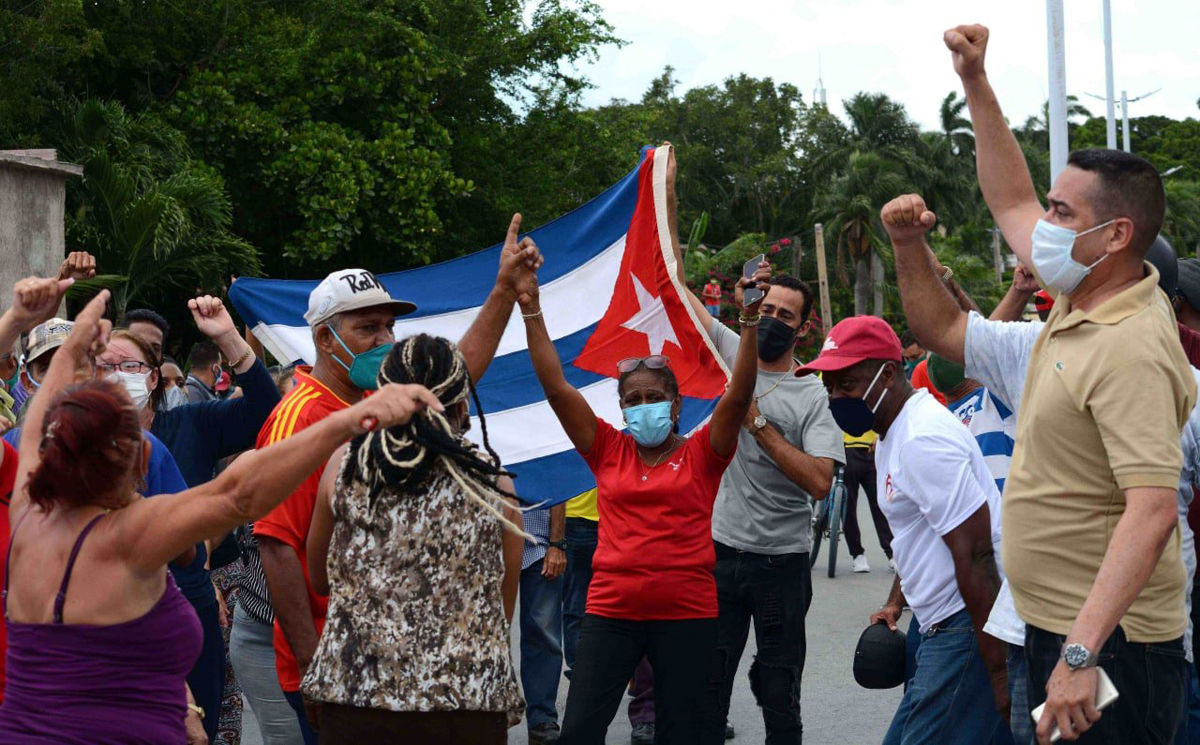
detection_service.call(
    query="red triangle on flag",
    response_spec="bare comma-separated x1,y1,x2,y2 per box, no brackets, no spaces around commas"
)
573,147,729,399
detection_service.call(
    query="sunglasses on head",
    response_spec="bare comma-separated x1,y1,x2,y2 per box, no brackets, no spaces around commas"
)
617,355,671,374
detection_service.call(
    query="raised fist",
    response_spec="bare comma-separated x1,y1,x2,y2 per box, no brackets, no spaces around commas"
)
944,24,989,81
881,194,937,246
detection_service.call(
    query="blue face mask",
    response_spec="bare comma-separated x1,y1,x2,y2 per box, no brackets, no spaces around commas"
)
828,363,888,437
328,327,391,391
623,401,674,447
1030,218,1114,295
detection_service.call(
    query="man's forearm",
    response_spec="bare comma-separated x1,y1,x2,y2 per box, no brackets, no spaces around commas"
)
893,237,969,364
990,283,1033,322
754,427,834,498
1068,489,1179,651
549,503,565,543
0,312,22,359
884,573,906,610
956,548,1006,675
961,74,1039,262
258,537,320,672
459,285,517,382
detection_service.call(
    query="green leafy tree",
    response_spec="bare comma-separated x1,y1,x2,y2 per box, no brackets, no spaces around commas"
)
58,99,260,318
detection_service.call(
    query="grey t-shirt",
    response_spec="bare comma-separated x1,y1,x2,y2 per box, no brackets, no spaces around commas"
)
708,322,846,554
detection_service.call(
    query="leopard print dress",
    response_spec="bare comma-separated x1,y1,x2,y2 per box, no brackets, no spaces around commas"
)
301,462,524,726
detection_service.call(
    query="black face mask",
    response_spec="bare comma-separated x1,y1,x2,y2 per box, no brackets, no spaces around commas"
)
757,315,799,362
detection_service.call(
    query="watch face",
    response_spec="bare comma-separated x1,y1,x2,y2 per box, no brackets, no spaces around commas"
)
1064,644,1089,668
754,415,767,428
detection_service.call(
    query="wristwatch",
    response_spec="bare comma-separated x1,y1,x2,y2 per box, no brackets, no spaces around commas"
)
548,539,568,551
1062,643,1099,670
749,415,768,435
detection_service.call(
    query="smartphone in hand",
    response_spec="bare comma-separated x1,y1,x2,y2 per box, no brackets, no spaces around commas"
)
742,253,766,307
1030,667,1119,743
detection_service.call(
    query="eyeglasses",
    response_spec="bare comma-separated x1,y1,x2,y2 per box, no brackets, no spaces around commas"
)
97,361,153,375
616,355,671,374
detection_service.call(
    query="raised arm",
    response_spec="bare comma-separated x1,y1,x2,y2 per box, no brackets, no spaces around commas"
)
945,24,1043,264
458,214,544,382
708,272,764,457
118,386,441,572
882,194,969,365
662,144,714,333
519,267,598,454
990,264,1039,322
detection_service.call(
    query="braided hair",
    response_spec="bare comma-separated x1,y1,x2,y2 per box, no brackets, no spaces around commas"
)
347,333,528,536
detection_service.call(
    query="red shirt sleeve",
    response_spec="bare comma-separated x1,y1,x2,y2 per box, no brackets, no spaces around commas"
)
580,418,621,469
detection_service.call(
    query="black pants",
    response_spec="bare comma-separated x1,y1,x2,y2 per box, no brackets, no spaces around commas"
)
317,704,506,744
705,542,812,745
1025,624,1185,743
842,447,893,559
560,614,718,745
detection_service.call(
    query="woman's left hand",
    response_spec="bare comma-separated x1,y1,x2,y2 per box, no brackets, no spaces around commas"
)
185,707,208,744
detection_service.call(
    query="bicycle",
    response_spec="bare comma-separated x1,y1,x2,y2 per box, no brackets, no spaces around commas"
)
809,466,847,578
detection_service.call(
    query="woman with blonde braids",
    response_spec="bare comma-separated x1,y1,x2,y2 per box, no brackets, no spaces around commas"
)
303,334,528,744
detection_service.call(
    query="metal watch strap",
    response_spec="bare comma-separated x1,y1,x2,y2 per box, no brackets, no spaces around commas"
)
1062,643,1099,670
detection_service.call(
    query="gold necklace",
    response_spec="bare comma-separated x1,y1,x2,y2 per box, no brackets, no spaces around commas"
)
639,435,679,481
755,362,794,403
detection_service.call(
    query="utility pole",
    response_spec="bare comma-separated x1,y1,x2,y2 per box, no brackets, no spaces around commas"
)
1102,0,1117,148
1046,0,1069,184
814,224,833,336
1121,88,1160,152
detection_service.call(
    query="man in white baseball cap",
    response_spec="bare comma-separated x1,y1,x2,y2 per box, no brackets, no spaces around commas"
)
251,214,544,741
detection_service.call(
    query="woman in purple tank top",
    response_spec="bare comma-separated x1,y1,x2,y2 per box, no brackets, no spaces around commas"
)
0,286,444,744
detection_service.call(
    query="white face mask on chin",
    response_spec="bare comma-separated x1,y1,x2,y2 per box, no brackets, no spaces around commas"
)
106,370,153,410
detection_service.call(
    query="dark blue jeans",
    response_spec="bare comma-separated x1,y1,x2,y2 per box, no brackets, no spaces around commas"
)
884,608,1011,745
1009,644,1032,745
1026,623,1185,744
563,518,598,678
705,542,812,745
521,557,564,730
283,690,319,745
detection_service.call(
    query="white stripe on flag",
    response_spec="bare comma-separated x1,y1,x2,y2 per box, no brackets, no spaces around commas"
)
464,378,623,464
252,235,626,366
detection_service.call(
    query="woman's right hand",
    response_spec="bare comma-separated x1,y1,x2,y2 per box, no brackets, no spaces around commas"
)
59,289,112,380
347,383,444,434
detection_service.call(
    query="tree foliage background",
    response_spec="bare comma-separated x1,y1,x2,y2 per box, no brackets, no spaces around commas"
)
1,0,1198,354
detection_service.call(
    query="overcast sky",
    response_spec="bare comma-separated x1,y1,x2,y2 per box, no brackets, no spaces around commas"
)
571,0,1199,135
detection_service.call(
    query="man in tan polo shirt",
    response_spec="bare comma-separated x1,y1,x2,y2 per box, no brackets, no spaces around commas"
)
943,23,1196,744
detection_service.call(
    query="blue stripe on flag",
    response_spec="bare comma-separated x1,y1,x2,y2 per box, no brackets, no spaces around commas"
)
229,155,642,327
503,395,718,506
471,325,606,413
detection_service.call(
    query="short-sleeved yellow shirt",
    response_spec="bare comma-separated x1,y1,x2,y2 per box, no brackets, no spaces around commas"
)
1003,264,1196,642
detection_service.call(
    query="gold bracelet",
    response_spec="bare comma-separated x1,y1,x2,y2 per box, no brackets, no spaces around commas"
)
229,345,254,370
522,309,543,321
187,703,205,719
738,314,760,327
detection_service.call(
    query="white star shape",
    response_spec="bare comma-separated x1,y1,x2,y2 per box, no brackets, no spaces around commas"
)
620,274,680,355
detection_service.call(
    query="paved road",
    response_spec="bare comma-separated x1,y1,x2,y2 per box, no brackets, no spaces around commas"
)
241,491,904,745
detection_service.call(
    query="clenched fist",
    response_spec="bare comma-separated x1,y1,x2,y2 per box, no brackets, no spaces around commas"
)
881,194,937,246
944,24,989,81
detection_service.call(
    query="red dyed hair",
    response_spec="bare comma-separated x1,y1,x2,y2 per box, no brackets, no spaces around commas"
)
25,381,144,511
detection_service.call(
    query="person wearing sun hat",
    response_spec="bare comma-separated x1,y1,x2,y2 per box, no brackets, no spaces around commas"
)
798,315,1011,743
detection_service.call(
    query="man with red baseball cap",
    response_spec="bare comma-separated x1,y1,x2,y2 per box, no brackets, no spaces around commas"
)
799,316,1011,743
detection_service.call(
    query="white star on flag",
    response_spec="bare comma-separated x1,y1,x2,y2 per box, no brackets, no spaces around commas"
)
620,274,680,355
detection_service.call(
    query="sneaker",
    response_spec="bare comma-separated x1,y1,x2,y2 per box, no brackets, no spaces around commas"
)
725,720,736,739
631,722,655,745
887,558,897,573
852,554,870,573
530,722,561,744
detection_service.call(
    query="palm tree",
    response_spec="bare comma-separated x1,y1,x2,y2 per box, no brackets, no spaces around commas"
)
809,92,923,180
939,91,974,157
814,151,910,315
56,99,260,316
1018,96,1094,150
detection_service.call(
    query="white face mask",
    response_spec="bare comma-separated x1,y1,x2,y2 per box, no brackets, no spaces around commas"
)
1030,218,1115,295
106,370,152,410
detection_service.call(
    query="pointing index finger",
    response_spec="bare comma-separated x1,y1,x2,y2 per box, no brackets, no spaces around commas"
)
506,213,523,246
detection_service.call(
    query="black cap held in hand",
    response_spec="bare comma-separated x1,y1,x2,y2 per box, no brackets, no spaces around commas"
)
853,622,907,690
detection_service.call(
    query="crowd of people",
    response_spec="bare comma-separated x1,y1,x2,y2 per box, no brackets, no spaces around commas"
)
0,21,1194,745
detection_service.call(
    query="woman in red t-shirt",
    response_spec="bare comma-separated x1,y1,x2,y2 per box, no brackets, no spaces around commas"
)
522,273,763,744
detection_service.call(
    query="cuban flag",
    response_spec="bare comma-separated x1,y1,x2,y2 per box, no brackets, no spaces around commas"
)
229,146,729,506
